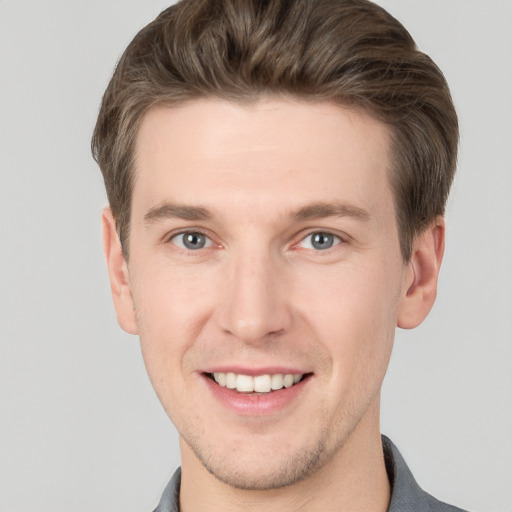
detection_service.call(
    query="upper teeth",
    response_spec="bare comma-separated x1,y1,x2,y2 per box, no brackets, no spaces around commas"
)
212,372,302,393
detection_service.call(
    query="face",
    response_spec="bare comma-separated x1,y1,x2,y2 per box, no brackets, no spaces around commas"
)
106,98,429,490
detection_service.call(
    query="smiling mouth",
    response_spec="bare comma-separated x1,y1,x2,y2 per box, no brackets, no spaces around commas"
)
206,372,311,394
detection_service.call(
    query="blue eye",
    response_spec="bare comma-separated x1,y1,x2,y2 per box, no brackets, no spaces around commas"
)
299,232,341,250
171,231,212,250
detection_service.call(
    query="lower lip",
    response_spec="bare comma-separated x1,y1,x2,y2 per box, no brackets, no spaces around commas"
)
203,375,310,416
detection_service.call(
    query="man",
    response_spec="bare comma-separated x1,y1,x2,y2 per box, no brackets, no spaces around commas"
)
92,0,465,510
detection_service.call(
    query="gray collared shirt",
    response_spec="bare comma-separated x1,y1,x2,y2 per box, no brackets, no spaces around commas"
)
153,436,468,511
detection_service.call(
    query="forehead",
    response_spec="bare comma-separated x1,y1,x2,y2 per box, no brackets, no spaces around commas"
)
132,97,393,222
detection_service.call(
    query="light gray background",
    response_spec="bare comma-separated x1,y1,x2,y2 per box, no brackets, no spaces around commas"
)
1,1,511,511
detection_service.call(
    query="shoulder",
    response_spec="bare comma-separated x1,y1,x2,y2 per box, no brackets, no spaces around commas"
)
383,436,469,512
152,468,181,512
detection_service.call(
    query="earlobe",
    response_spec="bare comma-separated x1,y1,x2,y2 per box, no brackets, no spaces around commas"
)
102,208,139,335
397,217,445,329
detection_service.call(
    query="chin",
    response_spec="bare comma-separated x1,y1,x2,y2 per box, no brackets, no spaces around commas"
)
205,453,324,490
184,429,337,491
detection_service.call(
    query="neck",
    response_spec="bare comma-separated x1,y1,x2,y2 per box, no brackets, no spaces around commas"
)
179,406,390,512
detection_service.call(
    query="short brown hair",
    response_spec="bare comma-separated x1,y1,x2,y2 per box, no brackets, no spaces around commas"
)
92,0,458,261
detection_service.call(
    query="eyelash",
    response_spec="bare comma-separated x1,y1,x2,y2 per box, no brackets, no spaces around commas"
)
296,232,343,251
169,231,214,251
167,229,345,253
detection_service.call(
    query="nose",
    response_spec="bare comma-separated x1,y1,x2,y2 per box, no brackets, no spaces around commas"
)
216,249,292,345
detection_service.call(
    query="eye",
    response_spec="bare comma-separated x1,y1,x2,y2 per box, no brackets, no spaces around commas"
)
299,231,341,250
170,231,212,250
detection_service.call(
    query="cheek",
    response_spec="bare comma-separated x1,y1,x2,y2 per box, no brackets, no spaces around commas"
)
130,265,215,394
297,262,400,373
133,261,214,336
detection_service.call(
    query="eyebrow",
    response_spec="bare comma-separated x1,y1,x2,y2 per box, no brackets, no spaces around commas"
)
144,203,212,224
143,200,370,225
291,202,370,222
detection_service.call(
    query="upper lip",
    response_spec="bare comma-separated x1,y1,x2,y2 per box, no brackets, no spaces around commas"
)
201,366,311,376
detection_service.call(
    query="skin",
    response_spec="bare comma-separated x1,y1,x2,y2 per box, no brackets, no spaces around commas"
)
103,98,444,512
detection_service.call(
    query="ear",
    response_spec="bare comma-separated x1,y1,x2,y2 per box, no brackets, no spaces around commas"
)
397,217,445,329
102,207,138,334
